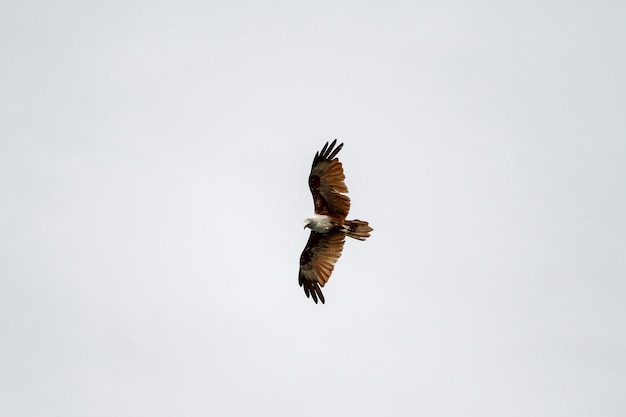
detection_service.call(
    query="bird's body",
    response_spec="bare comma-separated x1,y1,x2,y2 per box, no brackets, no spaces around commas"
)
298,140,373,304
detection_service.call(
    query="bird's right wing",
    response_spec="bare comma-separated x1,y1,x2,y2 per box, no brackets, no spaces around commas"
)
298,231,346,304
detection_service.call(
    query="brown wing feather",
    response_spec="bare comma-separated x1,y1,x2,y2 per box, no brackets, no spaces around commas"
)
308,139,351,218
298,231,346,304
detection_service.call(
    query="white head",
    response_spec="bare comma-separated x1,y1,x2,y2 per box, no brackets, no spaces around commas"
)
302,214,333,233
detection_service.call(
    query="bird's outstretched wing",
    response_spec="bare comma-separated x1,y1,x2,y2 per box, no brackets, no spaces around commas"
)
308,139,350,218
298,231,346,304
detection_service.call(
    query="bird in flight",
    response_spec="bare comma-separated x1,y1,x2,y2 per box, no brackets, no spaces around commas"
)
299,140,373,304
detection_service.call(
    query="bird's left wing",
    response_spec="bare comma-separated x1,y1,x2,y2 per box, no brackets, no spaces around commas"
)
308,139,350,218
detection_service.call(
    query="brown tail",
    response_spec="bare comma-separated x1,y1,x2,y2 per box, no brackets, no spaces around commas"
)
345,219,373,241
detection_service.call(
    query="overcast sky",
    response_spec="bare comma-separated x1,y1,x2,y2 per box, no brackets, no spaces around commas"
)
1,1,625,416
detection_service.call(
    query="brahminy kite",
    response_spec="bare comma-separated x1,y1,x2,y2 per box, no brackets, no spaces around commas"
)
299,140,373,303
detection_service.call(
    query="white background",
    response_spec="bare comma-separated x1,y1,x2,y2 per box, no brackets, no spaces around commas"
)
1,1,625,416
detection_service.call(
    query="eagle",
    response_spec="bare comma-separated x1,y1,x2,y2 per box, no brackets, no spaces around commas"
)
299,140,373,304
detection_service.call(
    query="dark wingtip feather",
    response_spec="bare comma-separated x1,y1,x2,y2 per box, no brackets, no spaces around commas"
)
320,141,330,156
312,151,320,168
313,139,344,165
328,141,343,160
299,272,326,304
323,139,336,158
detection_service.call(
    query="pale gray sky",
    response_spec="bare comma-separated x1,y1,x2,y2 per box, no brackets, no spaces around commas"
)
1,1,625,416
